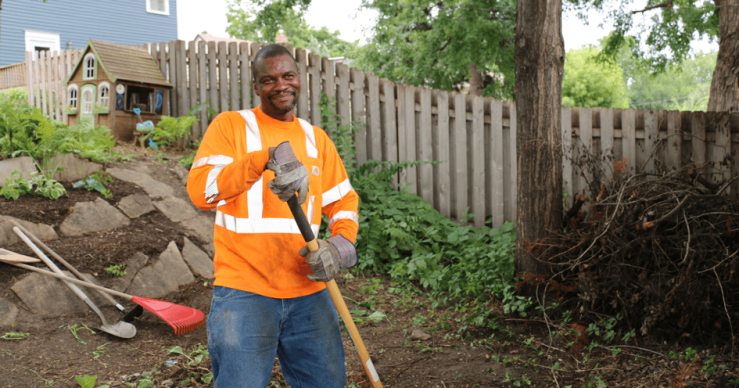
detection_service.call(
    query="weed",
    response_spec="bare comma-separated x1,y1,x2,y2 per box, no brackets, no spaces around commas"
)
24,367,54,387
105,264,127,277
92,343,110,359
73,171,114,198
1,332,29,340
65,323,95,345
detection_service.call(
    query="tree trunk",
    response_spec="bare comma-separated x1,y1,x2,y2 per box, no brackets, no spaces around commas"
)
513,0,565,275
468,63,484,96
707,0,739,112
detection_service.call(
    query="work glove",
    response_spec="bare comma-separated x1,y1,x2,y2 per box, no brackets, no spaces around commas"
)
299,235,358,282
265,141,309,205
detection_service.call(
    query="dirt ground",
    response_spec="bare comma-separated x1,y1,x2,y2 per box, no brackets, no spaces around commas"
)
1,147,739,388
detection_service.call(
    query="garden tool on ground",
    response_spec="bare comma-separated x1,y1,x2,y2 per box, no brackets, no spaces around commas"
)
0,247,41,263
11,220,129,315
0,249,205,335
286,196,383,388
12,227,137,339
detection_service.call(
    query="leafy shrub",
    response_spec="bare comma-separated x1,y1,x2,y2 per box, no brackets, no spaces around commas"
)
73,171,113,198
0,89,28,105
0,170,66,200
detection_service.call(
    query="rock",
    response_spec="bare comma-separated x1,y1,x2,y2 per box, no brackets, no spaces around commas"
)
0,297,18,327
11,271,107,316
118,194,155,219
183,214,215,243
0,156,37,187
203,243,215,258
0,215,58,246
49,153,102,182
112,252,149,292
126,241,195,299
153,197,199,223
410,328,431,341
108,167,174,199
173,165,189,185
60,198,130,236
181,238,214,279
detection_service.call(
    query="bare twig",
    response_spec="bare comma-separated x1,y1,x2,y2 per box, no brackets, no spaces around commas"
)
631,0,677,14
713,268,734,358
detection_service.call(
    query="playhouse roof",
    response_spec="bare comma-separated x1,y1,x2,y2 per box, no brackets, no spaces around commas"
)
65,40,172,88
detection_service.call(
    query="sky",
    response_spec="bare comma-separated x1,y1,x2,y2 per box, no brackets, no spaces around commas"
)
176,0,718,54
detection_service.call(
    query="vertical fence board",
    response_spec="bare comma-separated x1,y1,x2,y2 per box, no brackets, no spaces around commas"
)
296,48,309,120
177,41,189,119
188,40,200,138
402,86,417,194
61,50,70,122
337,63,350,129
168,41,180,116
690,111,706,175
714,114,731,186
25,52,34,106
366,74,382,162
228,42,239,114
250,42,261,108
622,109,636,175
433,90,450,218
321,57,336,134
217,42,229,113
198,41,209,131
451,93,468,222
417,87,434,206
350,67,366,167
561,106,573,209
507,102,517,223
601,108,614,180
239,42,251,110
39,51,48,115
643,110,657,174
396,84,407,188
666,111,682,169
53,51,62,121
309,53,321,126
469,95,485,228
578,108,592,196
208,42,219,115
381,79,398,189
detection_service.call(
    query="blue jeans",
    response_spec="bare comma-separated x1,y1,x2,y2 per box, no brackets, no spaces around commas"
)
207,286,346,388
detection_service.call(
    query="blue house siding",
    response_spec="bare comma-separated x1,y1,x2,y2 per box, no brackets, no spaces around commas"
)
0,0,177,66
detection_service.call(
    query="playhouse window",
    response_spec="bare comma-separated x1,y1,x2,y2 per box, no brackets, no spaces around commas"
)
82,89,94,114
98,82,110,108
126,85,155,112
83,53,96,80
67,85,78,109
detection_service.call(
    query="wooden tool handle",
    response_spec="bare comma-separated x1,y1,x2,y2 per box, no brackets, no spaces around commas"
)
287,197,382,387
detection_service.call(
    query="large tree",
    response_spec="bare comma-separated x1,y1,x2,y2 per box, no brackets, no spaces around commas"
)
514,0,565,274
565,0,737,112
562,45,629,108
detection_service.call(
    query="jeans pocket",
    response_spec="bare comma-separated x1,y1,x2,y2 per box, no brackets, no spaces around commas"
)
212,286,238,300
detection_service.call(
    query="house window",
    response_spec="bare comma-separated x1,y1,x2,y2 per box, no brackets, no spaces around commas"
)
98,82,110,108
146,0,169,15
24,30,60,59
67,85,78,109
83,53,96,80
82,89,94,114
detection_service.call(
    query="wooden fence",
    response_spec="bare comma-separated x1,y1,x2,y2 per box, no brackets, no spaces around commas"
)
24,40,739,228
0,62,29,90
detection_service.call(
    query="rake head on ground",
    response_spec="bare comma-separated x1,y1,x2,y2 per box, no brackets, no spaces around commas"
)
132,296,204,335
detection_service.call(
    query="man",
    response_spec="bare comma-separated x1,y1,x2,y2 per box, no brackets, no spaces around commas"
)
186,44,359,388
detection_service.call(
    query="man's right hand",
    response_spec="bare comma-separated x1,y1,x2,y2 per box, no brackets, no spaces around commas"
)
266,141,309,204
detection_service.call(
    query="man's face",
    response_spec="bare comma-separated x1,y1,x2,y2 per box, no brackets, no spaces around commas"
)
253,54,300,119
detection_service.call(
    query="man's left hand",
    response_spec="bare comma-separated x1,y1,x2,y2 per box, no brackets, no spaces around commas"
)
299,235,357,282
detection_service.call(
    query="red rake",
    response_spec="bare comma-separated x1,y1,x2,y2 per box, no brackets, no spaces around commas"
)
2,260,204,335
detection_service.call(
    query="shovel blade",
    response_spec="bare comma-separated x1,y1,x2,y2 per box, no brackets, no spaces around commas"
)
97,321,137,339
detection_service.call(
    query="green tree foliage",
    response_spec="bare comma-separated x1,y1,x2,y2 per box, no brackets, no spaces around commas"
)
354,0,517,99
226,0,357,58
564,0,719,72
561,45,629,108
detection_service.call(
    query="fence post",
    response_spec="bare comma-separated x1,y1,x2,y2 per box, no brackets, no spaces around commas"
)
198,40,209,131
380,79,398,189
365,74,381,162
239,42,251,111
208,41,219,115
469,95,485,228
643,110,657,174
26,52,34,106
228,42,239,113
418,87,434,209
188,40,200,139
507,101,517,223
295,48,309,120
622,109,636,176
450,92,468,223
309,52,321,126
433,90,450,218
350,67,366,167
666,111,682,169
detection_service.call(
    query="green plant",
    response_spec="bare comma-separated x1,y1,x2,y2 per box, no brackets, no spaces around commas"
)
0,171,33,200
74,171,114,198
1,332,29,340
92,343,110,359
24,367,54,387
75,374,100,388
105,264,127,277
65,323,95,345
145,104,206,149
0,171,66,200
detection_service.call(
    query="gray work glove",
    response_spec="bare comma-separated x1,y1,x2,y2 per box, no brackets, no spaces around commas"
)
299,235,358,282
265,141,309,204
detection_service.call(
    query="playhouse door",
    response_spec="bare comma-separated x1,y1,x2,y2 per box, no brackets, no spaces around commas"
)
80,84,96,128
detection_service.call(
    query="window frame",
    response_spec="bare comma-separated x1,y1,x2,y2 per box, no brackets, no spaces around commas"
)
146,0,169,15
98,82,111,108
24,30,60,59
83,53,97,80
67,84,79,111
81,85,96,114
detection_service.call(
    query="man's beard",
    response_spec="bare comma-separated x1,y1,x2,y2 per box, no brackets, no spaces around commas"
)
269,91,298,114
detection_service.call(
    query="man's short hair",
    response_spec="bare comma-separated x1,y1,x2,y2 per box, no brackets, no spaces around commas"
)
252,44,297,82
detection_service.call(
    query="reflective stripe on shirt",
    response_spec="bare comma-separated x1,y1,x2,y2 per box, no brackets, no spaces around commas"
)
323,178,354,206
328,210,359,229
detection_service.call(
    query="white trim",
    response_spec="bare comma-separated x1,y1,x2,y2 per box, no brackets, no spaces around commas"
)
204,165,225,203
247,177,264,219
192,155,234,169
98,82,111,107
216,211,320,236
81,86,95,114
83,53,96,80
298,119,318,158
146,0,170,15
24,30,60,59
323,178,354,206
239,110,262,153
329,211,359,229
67,84,79,109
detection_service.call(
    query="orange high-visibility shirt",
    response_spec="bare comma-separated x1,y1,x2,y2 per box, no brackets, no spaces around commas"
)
186,106,359,299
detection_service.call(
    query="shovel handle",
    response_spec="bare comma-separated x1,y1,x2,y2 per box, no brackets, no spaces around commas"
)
287,197,382,387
